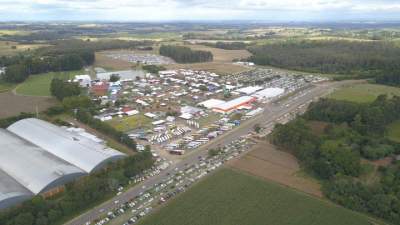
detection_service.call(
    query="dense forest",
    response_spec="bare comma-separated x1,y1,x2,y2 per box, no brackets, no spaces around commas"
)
0,150,154,225
272,97,400,224
248,40,400,79
1,50,94,83
159,45,213,63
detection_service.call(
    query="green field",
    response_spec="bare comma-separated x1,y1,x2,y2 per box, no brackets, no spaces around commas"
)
329,83,400,103
387,120,400,143
138,168,384,225
0,81,15,93
107,114,152,132
15,71,81,96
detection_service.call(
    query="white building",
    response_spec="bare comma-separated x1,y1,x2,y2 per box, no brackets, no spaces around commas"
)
0,67,5,76
197,99,226,109
236,86,263,95
74,75,92,88
251,88,285,100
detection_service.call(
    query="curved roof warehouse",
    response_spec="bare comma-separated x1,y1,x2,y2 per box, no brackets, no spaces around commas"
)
7,118,125,173
0,118,126,210
0,170,33,210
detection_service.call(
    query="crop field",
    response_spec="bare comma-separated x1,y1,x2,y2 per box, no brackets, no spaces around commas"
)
0,92,57,118
329,83,400,103
138,168,384,225
386,120,400,143
229,141,322,197
0,29,30,36
188,44,252,63
107,114,152,132
15,70,81,96
0,41,47,56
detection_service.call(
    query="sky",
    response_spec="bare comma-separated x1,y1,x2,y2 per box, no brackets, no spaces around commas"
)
1,0,400,22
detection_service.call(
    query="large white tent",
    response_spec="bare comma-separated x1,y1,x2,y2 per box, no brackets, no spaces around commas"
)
0,118,126,210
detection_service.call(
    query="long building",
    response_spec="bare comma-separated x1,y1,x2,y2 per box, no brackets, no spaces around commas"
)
213,96,257,113
0,118,126,210
7,118,125,173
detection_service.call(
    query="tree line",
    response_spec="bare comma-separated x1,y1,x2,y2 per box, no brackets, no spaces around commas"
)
271,97,400,224
0,150,154,225
2,50,94,83
202,42,247,50
159,45,213,63
248,40,400,79
37,39,154,56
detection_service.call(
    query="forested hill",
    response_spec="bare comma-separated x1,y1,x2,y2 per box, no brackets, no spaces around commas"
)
248,40,400,81
159,45,213,63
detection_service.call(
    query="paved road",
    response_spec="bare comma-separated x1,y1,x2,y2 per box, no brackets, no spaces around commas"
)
65,80,355,225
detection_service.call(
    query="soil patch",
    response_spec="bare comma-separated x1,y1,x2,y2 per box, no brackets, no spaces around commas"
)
229,141,322,197
0,91,57,118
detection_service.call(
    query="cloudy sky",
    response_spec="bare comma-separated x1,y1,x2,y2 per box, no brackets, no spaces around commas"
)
1,0,400,21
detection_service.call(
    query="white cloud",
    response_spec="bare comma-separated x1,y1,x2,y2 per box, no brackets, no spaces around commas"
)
1,0,400,21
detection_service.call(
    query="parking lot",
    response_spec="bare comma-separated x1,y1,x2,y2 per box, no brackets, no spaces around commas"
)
90,137,256,225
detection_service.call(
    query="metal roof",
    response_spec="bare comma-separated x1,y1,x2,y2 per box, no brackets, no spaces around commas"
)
213,96,256,112
0,169,33,210
251,88,285,99
0,130,85,194
7,118,126,173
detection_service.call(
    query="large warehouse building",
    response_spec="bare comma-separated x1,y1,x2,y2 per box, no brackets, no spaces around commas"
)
213,96,257,113
0,118,126,210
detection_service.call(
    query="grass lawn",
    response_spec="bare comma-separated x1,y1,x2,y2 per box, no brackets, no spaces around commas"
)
15,70,81,96
329,83,400,103
0,81,16,93
138,168,385,225
386,120,400,143
107,114,152,132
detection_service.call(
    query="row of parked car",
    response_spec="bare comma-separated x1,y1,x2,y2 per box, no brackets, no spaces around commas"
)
92,137,255,225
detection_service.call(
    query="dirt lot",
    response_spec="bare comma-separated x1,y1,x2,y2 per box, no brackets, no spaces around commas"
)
95,52,136,70
0,91,57,118
166,62,251,75
229,141,322,197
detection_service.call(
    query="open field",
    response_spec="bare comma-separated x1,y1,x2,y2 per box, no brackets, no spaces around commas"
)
386,120,400,143
229,141,322,197
0,41,47,56
0,29,30,36
329,83,400,103
187,44,252,62
138,168,385,225
15,70,81,96
107,114,152,132
0,91,57,118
